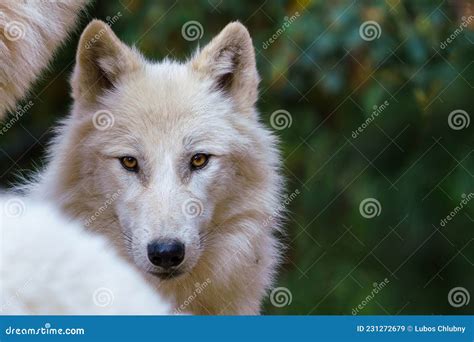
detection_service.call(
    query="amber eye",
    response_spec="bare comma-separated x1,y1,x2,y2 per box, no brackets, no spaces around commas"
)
190,153,210,170
120,156,139,172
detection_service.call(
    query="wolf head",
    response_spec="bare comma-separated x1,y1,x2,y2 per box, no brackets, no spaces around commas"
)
42,20,282,286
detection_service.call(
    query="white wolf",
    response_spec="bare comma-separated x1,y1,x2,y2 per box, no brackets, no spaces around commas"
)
1,1,171,314
30,19,284,314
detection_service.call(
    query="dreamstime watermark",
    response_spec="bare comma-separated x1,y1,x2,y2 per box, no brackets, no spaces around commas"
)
182,198,204,218
262,11,300,49
352,100,389,139
440,193,473,227
2,198,26,218
84,11,122,49
448,287,470,308
359,198,381,219
92,109,115,131
92,287,114,307
270,287,292,307
174,278,212,314
359,20,382,41
270,109,292,130
262,189,300,228
0,10,26,42
84,190,122,227
0,101,34,136
181,20,204,41
4,323,85,336
440,16,474,50
352,278,390,315
3,19,26,41
448,109,470,130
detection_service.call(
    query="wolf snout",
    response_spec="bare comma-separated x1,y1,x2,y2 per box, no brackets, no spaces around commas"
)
147,239,185,269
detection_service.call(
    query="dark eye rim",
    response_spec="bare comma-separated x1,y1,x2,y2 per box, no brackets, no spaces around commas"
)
190,153,211,170
119,156,139,172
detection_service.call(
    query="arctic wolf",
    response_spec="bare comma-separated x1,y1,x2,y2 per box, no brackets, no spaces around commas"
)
1,1,171,314
32,20,284,314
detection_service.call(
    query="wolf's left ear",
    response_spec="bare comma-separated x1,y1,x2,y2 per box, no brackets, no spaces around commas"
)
191,22,260,114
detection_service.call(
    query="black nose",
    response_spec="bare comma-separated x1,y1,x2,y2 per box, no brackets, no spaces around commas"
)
147,239,185,269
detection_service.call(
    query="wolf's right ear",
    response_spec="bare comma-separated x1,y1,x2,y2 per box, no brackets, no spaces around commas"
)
71,20,141,102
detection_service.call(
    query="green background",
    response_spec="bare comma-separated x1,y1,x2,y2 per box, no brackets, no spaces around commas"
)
0,0,473,315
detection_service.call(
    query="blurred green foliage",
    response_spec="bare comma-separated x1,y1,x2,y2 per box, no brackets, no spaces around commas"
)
0,0,472,315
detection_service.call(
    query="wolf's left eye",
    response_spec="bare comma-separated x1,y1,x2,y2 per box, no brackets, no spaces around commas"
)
190,153,210,170
120,156,139,172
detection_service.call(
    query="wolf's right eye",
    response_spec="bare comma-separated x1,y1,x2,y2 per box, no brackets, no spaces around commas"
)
190,153,210,170
119,157,139,172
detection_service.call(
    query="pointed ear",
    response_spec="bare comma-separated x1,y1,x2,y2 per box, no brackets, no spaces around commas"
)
71,20,141,102
191,22,260,113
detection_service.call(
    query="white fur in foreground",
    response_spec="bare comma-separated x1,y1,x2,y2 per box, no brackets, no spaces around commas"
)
0,195,172,314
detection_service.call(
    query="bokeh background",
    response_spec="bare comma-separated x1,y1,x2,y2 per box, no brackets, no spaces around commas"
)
0,0,472,315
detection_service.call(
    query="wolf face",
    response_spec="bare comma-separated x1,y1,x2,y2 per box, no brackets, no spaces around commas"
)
38,20,283,313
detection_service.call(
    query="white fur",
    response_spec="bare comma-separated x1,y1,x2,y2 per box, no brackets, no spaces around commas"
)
29,20,285,315
0,196,172,314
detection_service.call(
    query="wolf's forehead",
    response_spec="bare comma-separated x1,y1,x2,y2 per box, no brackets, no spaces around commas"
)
102,60,237,148
113,62,217,117
140,62,208,100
